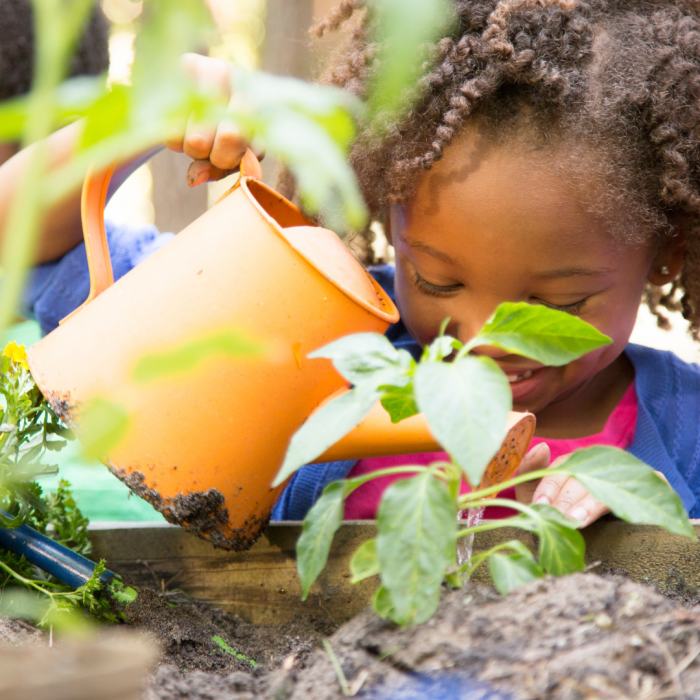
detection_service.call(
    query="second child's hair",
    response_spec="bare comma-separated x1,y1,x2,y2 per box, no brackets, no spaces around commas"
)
301,0,700,336
0,0,109,102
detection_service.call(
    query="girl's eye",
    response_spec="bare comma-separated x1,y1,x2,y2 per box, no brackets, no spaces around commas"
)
413,272,463,297
532,297,589,315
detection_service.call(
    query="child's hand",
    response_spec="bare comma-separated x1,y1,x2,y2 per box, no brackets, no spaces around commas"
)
515,445,609,528
164,53,260,188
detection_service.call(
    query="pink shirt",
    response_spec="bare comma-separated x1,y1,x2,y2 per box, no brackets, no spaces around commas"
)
344,383,638,520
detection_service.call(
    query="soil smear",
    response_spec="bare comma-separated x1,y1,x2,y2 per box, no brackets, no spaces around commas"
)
142,572,700,700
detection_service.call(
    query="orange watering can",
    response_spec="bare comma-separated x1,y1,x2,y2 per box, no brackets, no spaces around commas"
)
27,151,535,551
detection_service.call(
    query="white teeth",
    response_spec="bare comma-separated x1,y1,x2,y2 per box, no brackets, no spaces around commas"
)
508,370,534,384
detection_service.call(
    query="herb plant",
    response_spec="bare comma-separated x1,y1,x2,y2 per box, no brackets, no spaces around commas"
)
0,342,110,626
273,304,697,626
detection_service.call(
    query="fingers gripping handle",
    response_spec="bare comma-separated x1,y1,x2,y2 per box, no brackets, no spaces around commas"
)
59,149,262,325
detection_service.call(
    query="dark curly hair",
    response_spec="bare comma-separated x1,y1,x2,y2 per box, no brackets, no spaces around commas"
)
290,0,700,337
0,0,109,101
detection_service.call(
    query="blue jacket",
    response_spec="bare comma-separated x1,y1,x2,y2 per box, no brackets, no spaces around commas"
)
273,265,700,521
23,220,173,336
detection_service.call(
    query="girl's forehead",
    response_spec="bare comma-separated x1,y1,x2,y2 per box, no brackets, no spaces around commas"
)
397,134,652,275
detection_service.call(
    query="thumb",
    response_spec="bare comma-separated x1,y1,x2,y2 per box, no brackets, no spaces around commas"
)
515,442,550,505
186,159,238,188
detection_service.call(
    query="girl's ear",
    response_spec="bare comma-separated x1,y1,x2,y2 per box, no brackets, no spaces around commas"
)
648,229,687,286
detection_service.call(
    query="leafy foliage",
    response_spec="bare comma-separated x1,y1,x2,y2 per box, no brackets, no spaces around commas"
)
0,344,111,627
0,344,73,528
288,304,695,625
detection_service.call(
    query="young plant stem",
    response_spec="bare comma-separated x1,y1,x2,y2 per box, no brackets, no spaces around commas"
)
456,541,526,579
458,468,553,506
343,464,443,496
0,558,61,596
323,639,351,696
455,498,545,537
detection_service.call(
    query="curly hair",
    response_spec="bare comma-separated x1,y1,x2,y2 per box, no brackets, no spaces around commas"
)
291,0,700,337
0,0,109,102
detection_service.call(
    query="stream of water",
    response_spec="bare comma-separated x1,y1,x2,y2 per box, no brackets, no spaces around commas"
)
456,505,486,581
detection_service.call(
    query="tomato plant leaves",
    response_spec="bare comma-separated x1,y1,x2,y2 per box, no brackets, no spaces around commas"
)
309,333,414,390
380,385,419,423
466,302,611,367
376,471,456,625
489,546,544,596
414,356,511,486
273,387,379,487
551,447,696,538
296,481,346,600
509,504,585,576
350,538,381,583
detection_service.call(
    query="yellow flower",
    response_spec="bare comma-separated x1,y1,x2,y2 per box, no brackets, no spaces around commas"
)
3,341,28,369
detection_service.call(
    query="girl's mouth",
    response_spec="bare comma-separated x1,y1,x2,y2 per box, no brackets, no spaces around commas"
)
502,366,549,402
507,370,534,384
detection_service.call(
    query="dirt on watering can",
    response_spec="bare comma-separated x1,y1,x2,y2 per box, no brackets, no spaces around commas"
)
110,468,268,552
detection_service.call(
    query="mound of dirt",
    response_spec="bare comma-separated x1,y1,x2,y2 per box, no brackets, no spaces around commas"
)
145,572,700,700
0,617,43,647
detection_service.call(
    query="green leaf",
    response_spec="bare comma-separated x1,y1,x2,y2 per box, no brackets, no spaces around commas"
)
367,0,453,120
350,538,381,583
79,398,130,462
309,333,413,389
468,302,612,366
273,387,379,487
414,356,511,486
380,384,419,423
421,334,461,363
132,328,263,383
489,549,544,596
212,635,257,667
372,585,395,620
108,578,138,604
376,471,456,625
509,504,585,576
80,85,131,149
296,481,346,600
551,447,696,538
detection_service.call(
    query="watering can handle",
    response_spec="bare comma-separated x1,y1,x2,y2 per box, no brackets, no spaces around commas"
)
59,149,262,325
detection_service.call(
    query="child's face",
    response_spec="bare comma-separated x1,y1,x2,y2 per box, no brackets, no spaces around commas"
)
388,131,670,416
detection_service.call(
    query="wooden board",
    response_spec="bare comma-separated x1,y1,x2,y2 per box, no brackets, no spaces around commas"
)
89,519,700,626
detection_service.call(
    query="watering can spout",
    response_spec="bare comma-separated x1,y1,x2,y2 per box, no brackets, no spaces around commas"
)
314,390,536,490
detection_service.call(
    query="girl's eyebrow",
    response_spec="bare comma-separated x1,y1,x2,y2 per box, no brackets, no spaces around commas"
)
537,266,617,279
402,238,456,264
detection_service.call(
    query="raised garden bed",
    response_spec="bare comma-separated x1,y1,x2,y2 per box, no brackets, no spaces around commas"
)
88,518,700,626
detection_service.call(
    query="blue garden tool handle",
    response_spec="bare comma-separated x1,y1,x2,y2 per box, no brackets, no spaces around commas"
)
0,509,114,589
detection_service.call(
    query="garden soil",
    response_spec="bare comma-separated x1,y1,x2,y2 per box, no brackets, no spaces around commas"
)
6,572,700,698
142,572,700,700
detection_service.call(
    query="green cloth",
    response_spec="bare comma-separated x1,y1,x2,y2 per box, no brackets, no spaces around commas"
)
3,320,165,523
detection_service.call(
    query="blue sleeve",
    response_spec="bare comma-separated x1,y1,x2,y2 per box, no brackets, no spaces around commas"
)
22,220,174,336
271,460,357,521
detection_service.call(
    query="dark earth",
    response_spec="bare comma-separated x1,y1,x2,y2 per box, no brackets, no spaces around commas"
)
6,572,700,699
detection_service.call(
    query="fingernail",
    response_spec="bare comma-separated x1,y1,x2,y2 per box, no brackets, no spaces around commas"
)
534,495,550,505
568,506,587,523
191,170,209,187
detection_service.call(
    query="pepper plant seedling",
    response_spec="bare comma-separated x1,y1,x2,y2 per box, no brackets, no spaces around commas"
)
275,303,696,626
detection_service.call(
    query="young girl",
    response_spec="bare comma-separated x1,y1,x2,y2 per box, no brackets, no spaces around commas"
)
8,0,700,527
272,0,700,526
